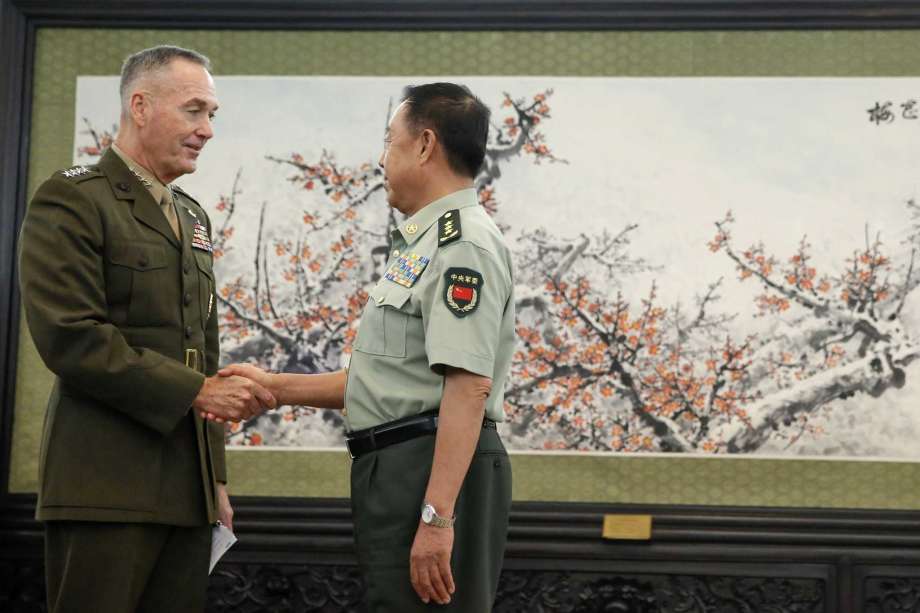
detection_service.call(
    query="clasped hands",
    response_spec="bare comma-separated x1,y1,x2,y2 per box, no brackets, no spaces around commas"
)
192,363,276,423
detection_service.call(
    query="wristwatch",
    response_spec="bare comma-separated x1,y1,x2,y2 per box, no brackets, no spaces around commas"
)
420,502,455,528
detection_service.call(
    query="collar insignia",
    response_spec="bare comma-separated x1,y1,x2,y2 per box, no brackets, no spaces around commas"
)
129,167,153,188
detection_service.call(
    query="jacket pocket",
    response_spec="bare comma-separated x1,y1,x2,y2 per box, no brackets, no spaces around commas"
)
353,283,411,358
41,392,162,512
107,241,171,326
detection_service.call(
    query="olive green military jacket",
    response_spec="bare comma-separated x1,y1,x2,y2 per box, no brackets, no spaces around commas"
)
19,149,226,525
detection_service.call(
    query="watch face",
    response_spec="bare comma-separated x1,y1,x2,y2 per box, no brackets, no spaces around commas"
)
421,505,434,523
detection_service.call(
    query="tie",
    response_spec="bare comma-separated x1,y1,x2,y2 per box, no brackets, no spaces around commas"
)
160,190,181,240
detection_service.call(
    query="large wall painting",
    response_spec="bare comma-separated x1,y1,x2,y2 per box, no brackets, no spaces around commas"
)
74,76,920,459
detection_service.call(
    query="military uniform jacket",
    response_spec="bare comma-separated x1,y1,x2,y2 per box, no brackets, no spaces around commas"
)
19,149,226,525
344,188,516,431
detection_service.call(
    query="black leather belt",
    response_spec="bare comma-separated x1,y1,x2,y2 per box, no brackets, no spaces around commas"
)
346,410,497,460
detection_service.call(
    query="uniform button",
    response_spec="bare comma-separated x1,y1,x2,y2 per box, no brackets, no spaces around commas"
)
184,262,191,274
184,292,192,306
185,326,193,338
138,256,148,268
116,182,130,192
392,249,400,257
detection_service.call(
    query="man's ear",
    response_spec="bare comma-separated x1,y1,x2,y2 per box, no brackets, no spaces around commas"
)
129,91,151,127
418,128,437,164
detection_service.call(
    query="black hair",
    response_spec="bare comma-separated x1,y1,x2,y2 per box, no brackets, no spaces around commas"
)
401,83,490,178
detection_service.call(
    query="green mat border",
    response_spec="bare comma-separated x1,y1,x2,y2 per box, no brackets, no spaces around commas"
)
10,27,920,508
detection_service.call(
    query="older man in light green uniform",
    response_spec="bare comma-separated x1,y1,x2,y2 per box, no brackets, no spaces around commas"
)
345,185,513,430
347,179,515,611
219,83,515,612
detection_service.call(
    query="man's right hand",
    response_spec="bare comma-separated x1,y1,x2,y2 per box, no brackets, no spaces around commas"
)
218,363,274,393
192,375,276,423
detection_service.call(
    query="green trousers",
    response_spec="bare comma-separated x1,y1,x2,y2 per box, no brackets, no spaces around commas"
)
44,521,212,613
350,427,512,612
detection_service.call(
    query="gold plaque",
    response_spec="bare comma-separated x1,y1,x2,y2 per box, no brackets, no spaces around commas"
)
602,514,652,540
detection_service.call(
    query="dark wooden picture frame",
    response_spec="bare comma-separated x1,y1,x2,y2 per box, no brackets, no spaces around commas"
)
5,3,920,611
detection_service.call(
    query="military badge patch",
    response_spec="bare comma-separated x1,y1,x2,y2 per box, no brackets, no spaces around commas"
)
385,253,430,288
191,221,213,252
443,267,483,318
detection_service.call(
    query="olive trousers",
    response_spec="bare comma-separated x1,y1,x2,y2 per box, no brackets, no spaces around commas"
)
45,521,211,613
351,427,512,613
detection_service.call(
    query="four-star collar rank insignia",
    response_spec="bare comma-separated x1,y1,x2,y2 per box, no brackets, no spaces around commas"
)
385,252,430,288
438,209,462,246
444,267,483,318
129,167,153,188
191,221,213,252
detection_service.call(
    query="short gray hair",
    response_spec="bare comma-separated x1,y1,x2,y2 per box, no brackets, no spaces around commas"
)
119,45,211,110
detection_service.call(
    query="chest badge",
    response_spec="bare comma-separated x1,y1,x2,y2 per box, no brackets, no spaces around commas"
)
384,253,430,288
443,267,483,318
191,221,213,252
183,204,199,220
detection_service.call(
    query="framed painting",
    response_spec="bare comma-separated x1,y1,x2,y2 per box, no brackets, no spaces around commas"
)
7,3,920,512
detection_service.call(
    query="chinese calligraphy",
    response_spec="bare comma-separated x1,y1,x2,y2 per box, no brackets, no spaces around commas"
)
867,100,920,124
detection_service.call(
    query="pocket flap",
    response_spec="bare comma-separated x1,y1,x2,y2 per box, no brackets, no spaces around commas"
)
107,242,167,271
194,251,215,279
370,283,411,309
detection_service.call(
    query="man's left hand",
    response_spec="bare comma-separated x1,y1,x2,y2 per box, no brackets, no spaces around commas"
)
216,483,234,531
409,522,455,605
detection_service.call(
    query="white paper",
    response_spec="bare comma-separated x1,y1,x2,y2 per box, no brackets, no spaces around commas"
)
209,523,237,574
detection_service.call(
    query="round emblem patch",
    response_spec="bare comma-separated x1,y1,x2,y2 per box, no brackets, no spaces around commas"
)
443,267,483,318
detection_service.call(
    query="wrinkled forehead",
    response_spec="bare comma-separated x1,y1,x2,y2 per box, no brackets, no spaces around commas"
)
150,61,218,104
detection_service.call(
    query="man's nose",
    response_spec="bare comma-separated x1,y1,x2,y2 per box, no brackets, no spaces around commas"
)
198,117,214,140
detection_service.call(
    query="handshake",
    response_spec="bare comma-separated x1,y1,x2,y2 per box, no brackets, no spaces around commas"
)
192,363,277,424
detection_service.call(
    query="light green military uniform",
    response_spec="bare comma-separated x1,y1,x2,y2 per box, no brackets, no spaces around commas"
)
346,188,515,612
19,148,225,613
345,187,515,430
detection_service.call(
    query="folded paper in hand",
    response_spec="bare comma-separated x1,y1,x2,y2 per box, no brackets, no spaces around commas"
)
209,522,237,574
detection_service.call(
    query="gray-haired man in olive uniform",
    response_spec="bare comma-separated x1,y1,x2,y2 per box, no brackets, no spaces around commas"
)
218,83,515,611
19,45,275,613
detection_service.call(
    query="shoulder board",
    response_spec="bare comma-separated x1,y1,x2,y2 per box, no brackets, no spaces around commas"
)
58,165,101,183
437,209,462,247
171,184,202,208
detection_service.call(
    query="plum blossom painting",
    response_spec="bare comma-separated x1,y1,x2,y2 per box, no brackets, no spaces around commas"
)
74,76,920,459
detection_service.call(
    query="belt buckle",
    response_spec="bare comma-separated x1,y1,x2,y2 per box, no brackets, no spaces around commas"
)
184,348,199,371
346,437,357,460
346,430,373,460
